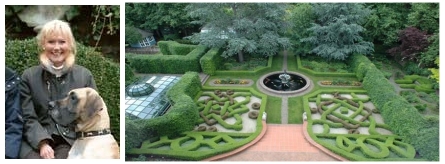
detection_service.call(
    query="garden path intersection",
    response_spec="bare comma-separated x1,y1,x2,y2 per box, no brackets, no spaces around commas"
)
202,51,344,161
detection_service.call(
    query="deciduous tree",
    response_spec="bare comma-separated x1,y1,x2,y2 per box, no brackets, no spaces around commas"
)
386,27,430,63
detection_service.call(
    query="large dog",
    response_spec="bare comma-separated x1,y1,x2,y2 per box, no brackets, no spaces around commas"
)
49,87,120,159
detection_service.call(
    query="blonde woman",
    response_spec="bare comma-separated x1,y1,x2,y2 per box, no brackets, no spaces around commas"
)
19,19,97,159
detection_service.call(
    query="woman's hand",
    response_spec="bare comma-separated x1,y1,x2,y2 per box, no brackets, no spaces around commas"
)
39,141,55,159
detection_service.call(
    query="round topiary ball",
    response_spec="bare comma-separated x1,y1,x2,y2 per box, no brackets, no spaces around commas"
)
226,89,234,95
197,126,207,131
248,111,259,119
251,102,261,110
207,126,218,132
214,90,221,95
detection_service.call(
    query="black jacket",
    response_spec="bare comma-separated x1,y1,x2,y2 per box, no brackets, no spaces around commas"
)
19,64,97,158
5,67,23,159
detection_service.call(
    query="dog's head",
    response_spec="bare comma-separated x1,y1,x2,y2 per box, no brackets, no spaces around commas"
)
49,87,105,126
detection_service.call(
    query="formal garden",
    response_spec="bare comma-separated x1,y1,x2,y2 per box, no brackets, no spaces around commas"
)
124,3,439,161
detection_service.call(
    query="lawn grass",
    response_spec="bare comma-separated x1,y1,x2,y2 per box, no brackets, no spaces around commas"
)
265,96,282,123
287,96,303,124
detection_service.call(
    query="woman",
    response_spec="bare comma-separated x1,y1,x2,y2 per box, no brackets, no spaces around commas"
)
19,19,97,159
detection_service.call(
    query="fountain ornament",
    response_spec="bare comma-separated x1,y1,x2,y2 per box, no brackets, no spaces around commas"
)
264,69,306,91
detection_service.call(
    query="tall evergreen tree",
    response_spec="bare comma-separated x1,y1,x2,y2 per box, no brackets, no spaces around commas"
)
301,3,374,60
288,3,315,56
186,3,291,62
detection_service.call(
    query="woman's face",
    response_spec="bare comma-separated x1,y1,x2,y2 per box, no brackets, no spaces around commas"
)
43,34,70,67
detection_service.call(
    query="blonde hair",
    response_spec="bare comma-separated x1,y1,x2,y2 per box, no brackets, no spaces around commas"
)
37,19,76,68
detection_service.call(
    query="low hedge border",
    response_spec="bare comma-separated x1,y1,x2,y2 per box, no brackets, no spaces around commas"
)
296,55,356,78
213,54,273,77
303,89,419,161
127,87,267,161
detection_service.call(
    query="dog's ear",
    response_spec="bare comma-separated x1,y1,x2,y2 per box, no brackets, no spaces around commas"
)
86,90,105,118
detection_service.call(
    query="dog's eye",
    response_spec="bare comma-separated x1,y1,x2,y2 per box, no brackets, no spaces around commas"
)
70,92,77,101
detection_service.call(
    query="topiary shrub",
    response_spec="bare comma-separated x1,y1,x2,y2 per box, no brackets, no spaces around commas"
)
251,102,261,110
197,126,207,131
207,126,217,132
248,111,259,119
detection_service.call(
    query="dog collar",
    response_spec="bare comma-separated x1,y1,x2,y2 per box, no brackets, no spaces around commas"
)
76,128,111,138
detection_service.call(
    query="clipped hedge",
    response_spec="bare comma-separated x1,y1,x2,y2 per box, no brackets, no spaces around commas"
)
125,64,137,87
166,71,202,102
127,86,267,161
296,55,356,78
303,89,420,161
348,54,376,81
158,41,197,56
147,94,199,138
396,75,435,93
125,72,201,151
5,38,121,144
351,54,439,161
200,48,224,75
214,56,273,77
126,42,208,74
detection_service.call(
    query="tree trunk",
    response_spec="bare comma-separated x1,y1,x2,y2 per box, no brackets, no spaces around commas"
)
155,29,162,40
237,50,244,63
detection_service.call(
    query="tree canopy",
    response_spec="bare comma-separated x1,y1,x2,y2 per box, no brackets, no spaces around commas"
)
363,3,410,46
185,3,291,62
288,3,315,56
125,3,199,40
300,3,374,60
387,27,431,65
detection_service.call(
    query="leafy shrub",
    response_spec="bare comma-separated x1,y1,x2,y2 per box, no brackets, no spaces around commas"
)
382,70,392,79
403,94,419,103
403,62,430,76
125,64,137,87
415,104,427,112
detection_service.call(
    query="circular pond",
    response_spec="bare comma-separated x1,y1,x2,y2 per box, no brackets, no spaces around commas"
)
257,71,312,97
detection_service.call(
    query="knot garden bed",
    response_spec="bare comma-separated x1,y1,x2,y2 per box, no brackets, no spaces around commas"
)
127,88,266,160
304,89,420,161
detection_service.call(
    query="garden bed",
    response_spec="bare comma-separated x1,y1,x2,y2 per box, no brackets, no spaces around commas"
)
208,79,254,87
318,80,362,87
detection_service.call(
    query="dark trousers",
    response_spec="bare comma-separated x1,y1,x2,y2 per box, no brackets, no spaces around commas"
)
23,135,71,159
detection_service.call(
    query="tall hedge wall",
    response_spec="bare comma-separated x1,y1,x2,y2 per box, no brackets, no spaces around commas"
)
126,42,208,74
349,54,439,161
125,72,201,151
5,38,121,144
199,48,224,75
